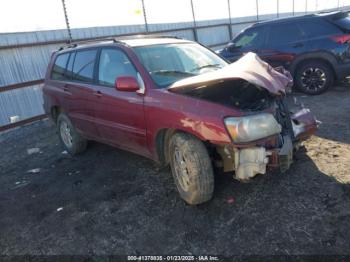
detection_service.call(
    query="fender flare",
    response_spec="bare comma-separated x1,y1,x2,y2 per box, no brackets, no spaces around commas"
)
289,52,338,78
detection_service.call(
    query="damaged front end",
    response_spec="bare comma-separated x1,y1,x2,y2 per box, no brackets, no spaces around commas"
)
216,97,317,181
169,52,318,181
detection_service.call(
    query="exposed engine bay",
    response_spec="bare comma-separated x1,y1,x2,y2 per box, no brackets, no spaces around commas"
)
169,78,273,111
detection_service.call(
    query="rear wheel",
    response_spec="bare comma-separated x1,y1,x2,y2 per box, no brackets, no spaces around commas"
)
57,113,87,155
169,133,214,205
295,61,334,95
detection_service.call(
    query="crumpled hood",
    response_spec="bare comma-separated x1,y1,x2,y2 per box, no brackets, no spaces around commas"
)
168,52,293,95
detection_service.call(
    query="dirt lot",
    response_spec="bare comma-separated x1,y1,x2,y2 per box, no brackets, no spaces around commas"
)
1,86,350,256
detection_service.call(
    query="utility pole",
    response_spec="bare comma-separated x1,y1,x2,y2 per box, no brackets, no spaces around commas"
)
61,0,72,43
190,0,198,41
305,0,308,14
141,0,149,33
256,0,259,21
227,0,233,39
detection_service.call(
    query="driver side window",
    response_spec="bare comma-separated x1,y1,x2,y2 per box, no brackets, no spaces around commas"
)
230,26,266,50
98,48,138,87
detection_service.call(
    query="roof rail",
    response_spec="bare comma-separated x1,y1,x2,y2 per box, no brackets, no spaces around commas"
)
58,34,182,51
115,34,182,40
58,37,120,50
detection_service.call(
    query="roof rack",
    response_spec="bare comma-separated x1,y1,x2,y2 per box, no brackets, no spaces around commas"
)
58,37,120,51
115,34,182,40
58,34,182,51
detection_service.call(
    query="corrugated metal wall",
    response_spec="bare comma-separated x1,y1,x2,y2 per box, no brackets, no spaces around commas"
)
0,2,348,128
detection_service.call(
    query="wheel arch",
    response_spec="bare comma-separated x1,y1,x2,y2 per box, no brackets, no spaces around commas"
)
155,128,207,166
289,53,337,80
50,105,63,124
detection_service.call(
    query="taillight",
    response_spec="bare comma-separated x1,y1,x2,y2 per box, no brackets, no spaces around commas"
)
331,34,350,44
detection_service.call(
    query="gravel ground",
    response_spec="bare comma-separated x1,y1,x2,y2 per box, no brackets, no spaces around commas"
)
0,86,350,256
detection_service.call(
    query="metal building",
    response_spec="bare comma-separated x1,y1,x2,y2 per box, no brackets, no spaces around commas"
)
0,0,348,130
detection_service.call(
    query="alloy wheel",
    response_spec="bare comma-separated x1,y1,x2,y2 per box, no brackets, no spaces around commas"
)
300,67,327,92
60,121,73,148
173,147,191,191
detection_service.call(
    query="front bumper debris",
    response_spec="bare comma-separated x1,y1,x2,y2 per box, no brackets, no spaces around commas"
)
233,135,293,180
234,147,270,181
216,133,297,181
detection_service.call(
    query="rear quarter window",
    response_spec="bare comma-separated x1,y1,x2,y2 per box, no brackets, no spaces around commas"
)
51,53,70,80
299,19,341,38
332,13,350,31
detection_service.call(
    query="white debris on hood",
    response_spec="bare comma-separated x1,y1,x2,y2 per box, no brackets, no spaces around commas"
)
56,207,64,212
168,52,293,95
27,168,41,174
61,150,68,155
27,148,40,155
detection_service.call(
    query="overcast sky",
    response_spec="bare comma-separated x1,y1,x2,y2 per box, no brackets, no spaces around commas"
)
0,0,347,33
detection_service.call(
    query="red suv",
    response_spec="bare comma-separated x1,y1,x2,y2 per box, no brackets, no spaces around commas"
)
43,36,317,205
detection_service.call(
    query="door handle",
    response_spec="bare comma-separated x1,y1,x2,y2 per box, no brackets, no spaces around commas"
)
94,91,102,98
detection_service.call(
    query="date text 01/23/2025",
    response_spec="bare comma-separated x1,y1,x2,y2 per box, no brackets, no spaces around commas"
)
127,255,219,261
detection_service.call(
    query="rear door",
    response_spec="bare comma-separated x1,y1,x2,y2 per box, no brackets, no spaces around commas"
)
63,48,99,139
224,26,267,62
92,47,148,156
261,22,305,68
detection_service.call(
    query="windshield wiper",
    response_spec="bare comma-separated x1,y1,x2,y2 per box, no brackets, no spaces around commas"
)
150,70,196,76
190,64,222,72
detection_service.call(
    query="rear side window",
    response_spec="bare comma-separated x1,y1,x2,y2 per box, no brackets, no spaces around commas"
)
65,51,75,80
51,53,69,80
72,49,97,83
267,23,303,45
299,19,341,38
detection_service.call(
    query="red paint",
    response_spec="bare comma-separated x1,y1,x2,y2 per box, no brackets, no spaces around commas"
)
115,76,140,92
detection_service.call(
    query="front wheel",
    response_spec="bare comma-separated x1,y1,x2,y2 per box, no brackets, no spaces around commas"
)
169,133,214,205
295,61,334,95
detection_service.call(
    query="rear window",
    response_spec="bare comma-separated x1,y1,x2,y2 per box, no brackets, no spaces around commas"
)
72,49,97,83
299,19,341,38
267,23,303,45
51,53,69,80
331,13,350,31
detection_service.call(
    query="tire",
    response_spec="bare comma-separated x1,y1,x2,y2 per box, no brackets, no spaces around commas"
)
57,113,87,155
295,60,334,95
169,133,214,205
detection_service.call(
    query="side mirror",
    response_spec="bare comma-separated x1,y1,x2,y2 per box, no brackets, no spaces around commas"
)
227,43,241,52
115,76,140,92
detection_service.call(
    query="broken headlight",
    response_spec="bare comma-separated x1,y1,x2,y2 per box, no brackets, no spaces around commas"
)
224,113,282,143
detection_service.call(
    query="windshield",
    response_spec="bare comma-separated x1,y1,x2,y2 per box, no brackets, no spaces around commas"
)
134,43,227,88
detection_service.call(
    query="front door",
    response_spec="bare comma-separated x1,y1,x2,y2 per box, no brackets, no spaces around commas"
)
92,47,148,156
